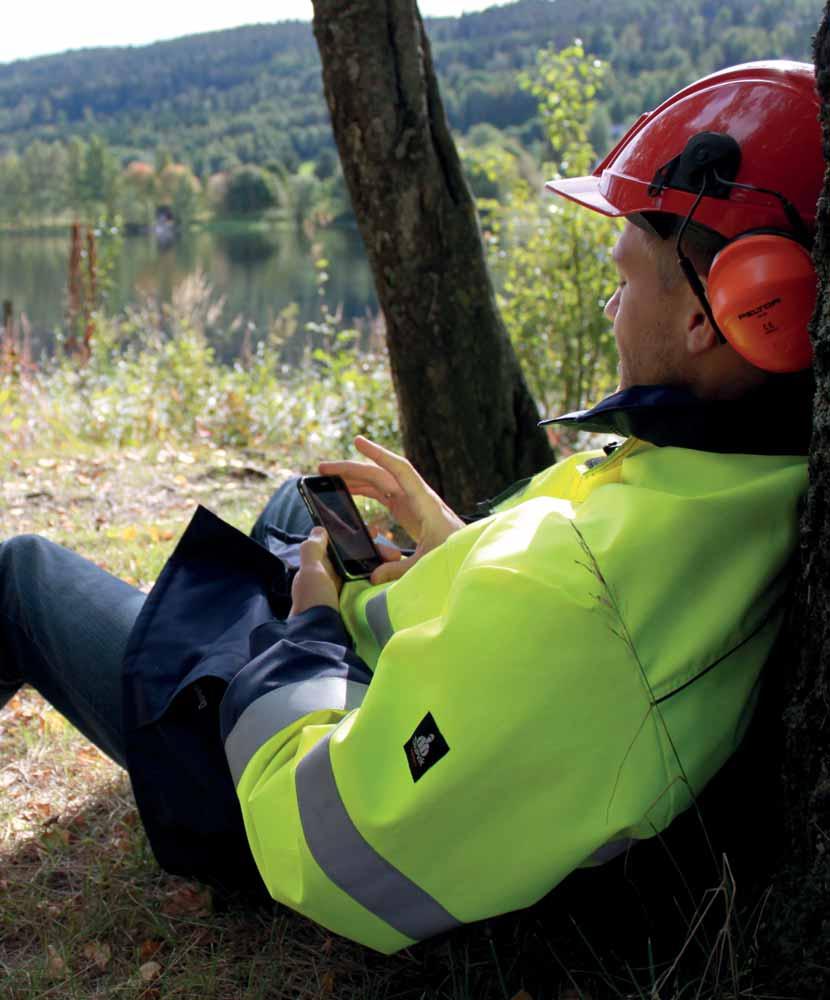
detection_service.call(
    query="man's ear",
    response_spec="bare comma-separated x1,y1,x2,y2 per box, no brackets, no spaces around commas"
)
685,299,719,356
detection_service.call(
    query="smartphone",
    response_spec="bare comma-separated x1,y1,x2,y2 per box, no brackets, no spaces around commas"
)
297,475,383,579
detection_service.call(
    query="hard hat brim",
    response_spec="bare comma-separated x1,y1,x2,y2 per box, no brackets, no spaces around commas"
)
544,176,623,218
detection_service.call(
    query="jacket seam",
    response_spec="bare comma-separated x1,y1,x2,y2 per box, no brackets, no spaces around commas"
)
652,614,773,705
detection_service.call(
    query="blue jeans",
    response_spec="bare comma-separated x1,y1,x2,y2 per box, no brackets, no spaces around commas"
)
0,478,312,767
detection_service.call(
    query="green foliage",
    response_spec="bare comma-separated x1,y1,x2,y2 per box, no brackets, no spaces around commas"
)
82,135,120,218
458,137,527,203
0,270,398,466
303,254,399,451
222,165,278,217
0,1,821,230
0,0,820,210
519,44,603,176
485,43,620,417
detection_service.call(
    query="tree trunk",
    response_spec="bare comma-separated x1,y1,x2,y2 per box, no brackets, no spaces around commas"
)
311,0,552,512
762,12,830,993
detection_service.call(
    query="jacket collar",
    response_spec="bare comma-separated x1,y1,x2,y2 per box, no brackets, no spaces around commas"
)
541,376,814,455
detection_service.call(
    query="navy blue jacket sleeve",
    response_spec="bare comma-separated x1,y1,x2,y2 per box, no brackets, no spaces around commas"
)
219,605,373,786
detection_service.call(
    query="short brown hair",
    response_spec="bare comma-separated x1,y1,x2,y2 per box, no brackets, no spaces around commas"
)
634,212,727,286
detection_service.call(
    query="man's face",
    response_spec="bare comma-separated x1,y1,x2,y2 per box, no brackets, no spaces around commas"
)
604,221,695,390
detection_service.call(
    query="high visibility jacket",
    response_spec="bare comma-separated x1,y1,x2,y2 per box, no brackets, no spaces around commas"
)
218,391,809,953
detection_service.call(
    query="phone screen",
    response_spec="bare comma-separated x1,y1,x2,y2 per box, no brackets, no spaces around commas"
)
298,476,382,578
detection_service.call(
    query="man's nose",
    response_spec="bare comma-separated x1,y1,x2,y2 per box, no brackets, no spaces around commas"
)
604,288,620,321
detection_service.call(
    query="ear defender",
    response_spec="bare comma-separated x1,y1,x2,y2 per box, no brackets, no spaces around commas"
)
663,130,817,374
707,233,816,373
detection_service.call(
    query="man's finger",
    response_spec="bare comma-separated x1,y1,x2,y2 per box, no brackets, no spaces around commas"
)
375,537,403,563
354,436,425,497
300,528,328,565
317,460,390,496
370,556,415,585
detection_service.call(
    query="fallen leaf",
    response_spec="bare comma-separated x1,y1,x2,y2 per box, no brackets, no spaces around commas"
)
161,883,211,917
41,827,71,849
83,940,112,970
46,944,66,977
139,960,162,982
29,802,56,821
320,971,336,994
139,938,163,962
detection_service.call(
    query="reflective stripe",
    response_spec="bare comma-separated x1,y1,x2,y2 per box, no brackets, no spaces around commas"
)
297,732,461,942
365,591,394,650
589,837,636,864
225,677,367,786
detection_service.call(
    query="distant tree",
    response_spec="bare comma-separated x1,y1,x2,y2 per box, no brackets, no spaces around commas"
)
314,147,338,181
23,141,68,219
154,147,173,173
222,165,277,216
65,138,88,214
0,154,28,223
120,160,156,226
82,135,119,218
205,171,230,213
0,1,823,196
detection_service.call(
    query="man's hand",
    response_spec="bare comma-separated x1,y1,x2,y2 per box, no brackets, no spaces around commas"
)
289,527,342,617
319,436,464,585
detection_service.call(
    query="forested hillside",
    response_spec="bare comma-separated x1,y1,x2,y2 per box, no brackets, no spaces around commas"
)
0,0,822,174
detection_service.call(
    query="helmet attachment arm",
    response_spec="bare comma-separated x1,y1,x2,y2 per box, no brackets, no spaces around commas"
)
675,182,729,345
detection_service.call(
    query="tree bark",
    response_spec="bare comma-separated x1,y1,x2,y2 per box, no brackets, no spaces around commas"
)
762,12,830,992
311,0,552,512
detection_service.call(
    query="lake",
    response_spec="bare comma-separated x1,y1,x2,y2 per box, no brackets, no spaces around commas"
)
0,224,378,364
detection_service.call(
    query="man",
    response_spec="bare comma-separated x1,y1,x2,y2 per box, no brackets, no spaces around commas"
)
0,61,823,954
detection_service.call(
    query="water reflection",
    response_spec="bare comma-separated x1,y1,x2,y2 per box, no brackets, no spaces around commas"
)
0,225,377,365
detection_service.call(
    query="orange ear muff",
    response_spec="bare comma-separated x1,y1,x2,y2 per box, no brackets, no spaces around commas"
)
708,233,816,373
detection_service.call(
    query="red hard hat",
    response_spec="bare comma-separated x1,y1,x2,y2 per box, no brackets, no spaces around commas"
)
546,61,823,239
